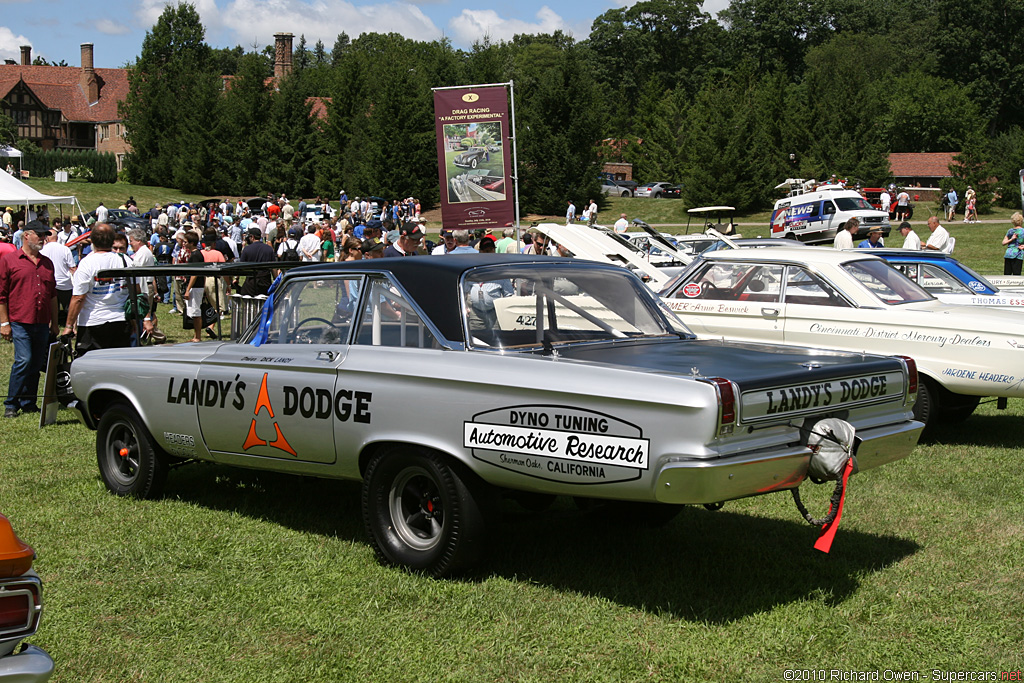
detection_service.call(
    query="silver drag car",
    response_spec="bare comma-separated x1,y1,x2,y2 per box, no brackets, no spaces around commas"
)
71,256,922,575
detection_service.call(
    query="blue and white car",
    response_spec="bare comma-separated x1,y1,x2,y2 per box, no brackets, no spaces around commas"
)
865,249,1024,309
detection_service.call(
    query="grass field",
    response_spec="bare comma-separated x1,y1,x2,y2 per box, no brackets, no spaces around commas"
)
1,205,1023,680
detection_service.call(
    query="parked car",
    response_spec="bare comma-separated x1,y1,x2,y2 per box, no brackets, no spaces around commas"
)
662,185,682,199
453,147,490,169
82,208,149,233
70,256,921,576
660,247,1024,431
0,513,54,681
634,182,675,198
601,179,633,197
865,249,1024,308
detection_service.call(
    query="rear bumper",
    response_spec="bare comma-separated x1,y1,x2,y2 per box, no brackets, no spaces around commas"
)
654,419,923,504
0,644,55,682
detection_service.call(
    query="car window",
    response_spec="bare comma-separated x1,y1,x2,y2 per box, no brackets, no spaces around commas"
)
843,260,933,304
355,275,439,349
266,276,361,344
671,263,783,302
834,196,875,212
913,264,973,294
462,265,687,350
783,267,849,307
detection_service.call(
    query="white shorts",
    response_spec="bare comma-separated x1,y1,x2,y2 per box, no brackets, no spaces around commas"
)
186,287,204,318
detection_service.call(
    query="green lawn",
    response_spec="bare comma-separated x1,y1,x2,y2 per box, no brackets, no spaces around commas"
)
1,212,1022,681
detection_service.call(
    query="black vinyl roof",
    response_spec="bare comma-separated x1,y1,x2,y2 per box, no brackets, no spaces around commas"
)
289,254,623,342
99,254,633,343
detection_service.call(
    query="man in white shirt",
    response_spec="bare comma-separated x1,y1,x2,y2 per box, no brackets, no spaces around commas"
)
63,223,130,355
833,218,859,250
128,228,158,338
565,200,576,225
923,216,950,252
298,224,322,262
613,213,629,234
40,228,76,326
95,202,108,224
880,189,891,215
899,221,921,250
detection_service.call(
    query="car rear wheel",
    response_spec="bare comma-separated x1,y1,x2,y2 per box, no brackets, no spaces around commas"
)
939,390,980,424
96,401,168,499
362,447,489,577
621,191,630,197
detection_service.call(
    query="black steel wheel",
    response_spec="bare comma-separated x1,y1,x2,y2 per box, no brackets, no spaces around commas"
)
96,401,168,499
362,448,488,577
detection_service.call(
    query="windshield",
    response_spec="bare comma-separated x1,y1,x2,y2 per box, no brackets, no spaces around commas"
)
834,196,875,211
843,260,933,305
462,264,690,351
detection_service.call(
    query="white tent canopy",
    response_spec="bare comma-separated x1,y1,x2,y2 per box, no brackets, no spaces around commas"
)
0,145,22,158
0,169,75,204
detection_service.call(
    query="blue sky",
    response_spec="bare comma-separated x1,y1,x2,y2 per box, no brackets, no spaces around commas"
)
0,0,730,70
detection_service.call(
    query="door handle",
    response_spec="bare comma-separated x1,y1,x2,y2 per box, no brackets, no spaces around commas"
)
761,308,779,317
317,350,336,361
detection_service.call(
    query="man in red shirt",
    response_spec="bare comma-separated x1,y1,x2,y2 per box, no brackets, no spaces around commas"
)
0,220,58,418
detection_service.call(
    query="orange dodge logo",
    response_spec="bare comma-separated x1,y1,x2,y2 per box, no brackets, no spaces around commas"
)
242,373,297,456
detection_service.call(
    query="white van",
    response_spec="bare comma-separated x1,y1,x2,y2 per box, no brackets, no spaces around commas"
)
769,184,890,244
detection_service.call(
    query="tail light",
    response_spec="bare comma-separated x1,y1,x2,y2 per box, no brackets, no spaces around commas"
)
703,377,736,436
0,514,41,640
896,356,918,398
0,579,41,638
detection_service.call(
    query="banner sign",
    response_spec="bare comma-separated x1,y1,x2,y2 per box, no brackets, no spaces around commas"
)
434,86,513,231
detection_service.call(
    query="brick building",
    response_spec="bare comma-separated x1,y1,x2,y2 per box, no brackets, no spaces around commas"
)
0,44,130,170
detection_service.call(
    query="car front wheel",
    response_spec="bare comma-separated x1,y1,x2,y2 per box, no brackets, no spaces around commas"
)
469,158,478,169
913,377,940,433
362,447,489,577
96,401,168,499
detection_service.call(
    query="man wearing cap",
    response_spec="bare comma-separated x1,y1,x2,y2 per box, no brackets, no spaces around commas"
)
899,221,921,250
384,221,423,257
0,220,59,418
432,229,456,255
857,227,885,249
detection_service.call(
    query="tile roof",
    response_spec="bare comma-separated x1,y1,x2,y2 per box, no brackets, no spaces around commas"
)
889,152,958,178
0,65,128,122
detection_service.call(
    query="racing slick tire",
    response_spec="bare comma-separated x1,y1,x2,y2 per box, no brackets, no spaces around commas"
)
362,447,489,577
96,401,168,499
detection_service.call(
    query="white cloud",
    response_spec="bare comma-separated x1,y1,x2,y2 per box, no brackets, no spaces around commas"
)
135,0,224,34
215,0,441,49
0,26,32,62
95,19,132,36
448,7,571,44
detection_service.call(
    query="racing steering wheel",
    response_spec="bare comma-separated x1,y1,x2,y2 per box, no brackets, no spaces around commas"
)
291,316,341,344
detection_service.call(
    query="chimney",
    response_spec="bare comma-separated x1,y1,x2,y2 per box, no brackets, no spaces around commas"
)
20,46,31,66
273,33,293,81
79,43,100,104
